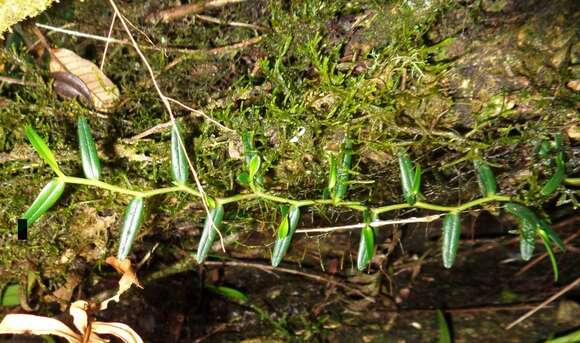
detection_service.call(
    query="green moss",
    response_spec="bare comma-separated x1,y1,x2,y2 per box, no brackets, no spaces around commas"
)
0,0,575,299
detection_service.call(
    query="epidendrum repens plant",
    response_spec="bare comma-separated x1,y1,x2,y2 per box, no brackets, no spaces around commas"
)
21,117,571,279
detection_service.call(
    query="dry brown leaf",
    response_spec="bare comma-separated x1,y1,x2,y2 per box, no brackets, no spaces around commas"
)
0,300,142,342
101,256,143,310
92,322,145,343
0,314,81,342
49,48,119,112
49,273,81,309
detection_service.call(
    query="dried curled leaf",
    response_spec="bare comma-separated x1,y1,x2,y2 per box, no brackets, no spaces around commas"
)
102,256,143,310
0,314,82,342
52,71,94,108
50,48,119,112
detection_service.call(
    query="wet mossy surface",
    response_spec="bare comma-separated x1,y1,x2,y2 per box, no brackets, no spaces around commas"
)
0,0,579,341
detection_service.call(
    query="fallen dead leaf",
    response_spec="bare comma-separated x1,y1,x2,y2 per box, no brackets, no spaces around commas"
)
101,256,143,310
0,264,144,343
49,48,119,112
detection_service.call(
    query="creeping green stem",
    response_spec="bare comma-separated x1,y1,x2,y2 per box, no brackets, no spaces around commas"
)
59,175,512,218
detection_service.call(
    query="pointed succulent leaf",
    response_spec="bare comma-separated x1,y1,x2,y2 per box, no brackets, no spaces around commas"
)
25,126,62,176
77,116,101,180
437,310,452,343
504,203,539,261
196,205,224,264
271,206,300,267
205,284,249,303
538,230,559,282
205,195,216,209
398,153,416,205
170,122,189,185
237,172,250,186
538,220,565,251
473,159,497,196
412,165,422,195
327,154,337,191
333,139,352,201
357,224,375,271
242,130,256,169
441,212,461,268
21,179,65,226
277,215,290,240
540,153,566,196
117,197,145,260
248,155,261,181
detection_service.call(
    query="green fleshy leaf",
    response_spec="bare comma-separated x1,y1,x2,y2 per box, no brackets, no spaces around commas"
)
546,329,580,343
437,310,452,343
271,206,300,267
441,212,461,269
538,220,565,251
205,284,249,303
1,284,20,307
412,165,422,195
473,159,497,196
538,230,559,282
237,171,250,186
171,122,189,185
333,139,352,201
357,224,375,271
540,153,566,196
21,178,65,226
242,130,256,169
277,215,290,240
196,205,224,263
248,155,261,181
504,203,539,261
117,197,145,260
327,154,337,191
205,195,216,209
77,116,101,180
25,125,62,176
398,153,416,205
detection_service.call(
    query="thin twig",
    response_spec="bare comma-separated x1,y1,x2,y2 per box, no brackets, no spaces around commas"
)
506,277,580,330
296,214,442,233
204,261,375,302
129,121,174,141
146,0,246,23
166,96,236,133
195,14,268,31
100,12,117,70
397,302,552,315
36,23,126,44
36,22,263,57
0,76,36,86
